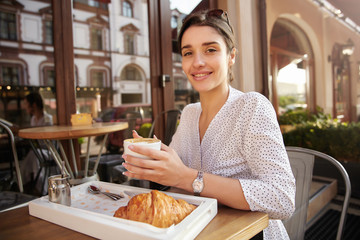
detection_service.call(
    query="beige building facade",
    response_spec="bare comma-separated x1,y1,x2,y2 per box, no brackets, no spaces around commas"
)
223,0,360,121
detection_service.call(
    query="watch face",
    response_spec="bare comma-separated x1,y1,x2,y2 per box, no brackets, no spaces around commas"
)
193,179,203,192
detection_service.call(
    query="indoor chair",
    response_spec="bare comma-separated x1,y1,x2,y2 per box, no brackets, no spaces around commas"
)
0,120,36,212
148,109,181,145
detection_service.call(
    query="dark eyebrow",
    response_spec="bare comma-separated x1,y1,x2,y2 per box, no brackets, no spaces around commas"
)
203,41,220,46
181,45,191,51
181,41,220,51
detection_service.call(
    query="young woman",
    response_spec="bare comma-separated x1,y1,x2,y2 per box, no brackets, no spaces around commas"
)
122,9,295,240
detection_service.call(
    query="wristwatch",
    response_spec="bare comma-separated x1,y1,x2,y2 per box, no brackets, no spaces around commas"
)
192,171,204,196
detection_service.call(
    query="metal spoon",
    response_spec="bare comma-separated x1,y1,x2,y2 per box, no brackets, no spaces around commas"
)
88,185,123,201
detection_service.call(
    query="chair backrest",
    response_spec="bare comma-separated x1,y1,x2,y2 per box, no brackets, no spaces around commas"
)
124,111,143,139
148,109,181,145
0,120,23,192
285,146,351,240
283,148,314,240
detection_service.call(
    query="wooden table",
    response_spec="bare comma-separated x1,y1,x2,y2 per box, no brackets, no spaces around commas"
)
13,124,269,238
197,206,268,239
18,122,128,140
18,122,128,184
0,204,268,240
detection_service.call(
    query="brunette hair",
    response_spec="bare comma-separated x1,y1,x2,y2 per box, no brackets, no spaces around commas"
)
177,9,236,82
25,92,44,110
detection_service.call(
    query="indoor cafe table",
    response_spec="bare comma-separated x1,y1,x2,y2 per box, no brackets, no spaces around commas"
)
18,122,128,185
0,204,268,240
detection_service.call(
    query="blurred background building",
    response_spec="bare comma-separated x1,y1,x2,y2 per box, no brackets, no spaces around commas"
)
0,0,359,126
1,2,360,237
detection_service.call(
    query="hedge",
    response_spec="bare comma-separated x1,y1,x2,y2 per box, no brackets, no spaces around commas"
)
282,120,360,163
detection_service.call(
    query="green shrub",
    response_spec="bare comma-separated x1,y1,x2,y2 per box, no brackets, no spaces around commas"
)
279,95,297,108
278,107,331,125
283,120,360,162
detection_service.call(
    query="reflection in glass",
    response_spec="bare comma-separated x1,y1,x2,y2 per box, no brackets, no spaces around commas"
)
2,66,20,86
270,19,313,116
122,1,133,17
121,66,142,81
0,12,17,40
170,0,202,110
73,0,152,158
43,69,55,87
91,71,105,87
331,43,351,122
277,61,307,114
73,0,150,119
171,15,178,29
44,20,53,44
124,34,135,54
0,0,56,126
91,28,103,50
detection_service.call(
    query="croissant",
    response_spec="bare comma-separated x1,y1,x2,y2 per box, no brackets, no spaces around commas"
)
113,190,197,228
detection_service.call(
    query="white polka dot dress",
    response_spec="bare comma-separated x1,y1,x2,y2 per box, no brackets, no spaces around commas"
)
170,86,296,240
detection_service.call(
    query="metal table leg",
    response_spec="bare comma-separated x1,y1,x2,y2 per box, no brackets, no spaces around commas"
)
57,143,74,179
92,134,108,174
84,136,91,177
68,139,78,177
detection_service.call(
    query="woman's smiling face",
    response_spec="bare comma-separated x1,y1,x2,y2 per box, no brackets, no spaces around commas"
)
181,25,235,94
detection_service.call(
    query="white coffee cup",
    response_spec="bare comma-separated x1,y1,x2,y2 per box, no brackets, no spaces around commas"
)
123,138,161,159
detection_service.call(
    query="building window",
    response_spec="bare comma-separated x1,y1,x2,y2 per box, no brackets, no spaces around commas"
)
121,66,142,81
171,16,178,29
74,0,108,10
0,11,17,40
1,66,20,85
122,1,133,17
91,28,103,50
91,71,104,87
44,20,53,44
88,0,99,7
121,93,142,104
124,34,135,54
120,24,139,54
43,68,55,87
75,67,79,86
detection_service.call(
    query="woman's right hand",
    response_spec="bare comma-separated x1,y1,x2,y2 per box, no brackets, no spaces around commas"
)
132,130,142,138
132,129,157,139
122,141,194,189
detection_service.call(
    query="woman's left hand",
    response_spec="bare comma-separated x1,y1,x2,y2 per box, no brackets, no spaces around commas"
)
122,143,189,188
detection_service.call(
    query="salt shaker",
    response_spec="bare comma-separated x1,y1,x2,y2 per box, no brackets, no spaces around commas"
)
48,174,71,206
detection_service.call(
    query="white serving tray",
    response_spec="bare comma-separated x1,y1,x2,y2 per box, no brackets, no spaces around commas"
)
29,181,217,240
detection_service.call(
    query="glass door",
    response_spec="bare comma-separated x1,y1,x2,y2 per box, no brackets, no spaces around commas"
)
332,43,352,122
271,51,309,115
269,19,315,116
167,0,213,110
71,0,153,154
73,0,152,117
0,0,56,127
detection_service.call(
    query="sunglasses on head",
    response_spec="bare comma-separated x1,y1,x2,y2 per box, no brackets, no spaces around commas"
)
182,9,233,33
206,9,233,33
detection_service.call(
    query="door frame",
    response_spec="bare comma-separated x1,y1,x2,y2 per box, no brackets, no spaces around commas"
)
148,0,216,139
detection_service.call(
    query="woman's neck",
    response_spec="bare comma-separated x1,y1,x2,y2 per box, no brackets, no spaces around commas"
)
200,84,230,117
198,84,230,142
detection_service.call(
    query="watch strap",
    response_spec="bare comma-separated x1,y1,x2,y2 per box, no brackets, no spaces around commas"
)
193,171,204,196
197,171,204,181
